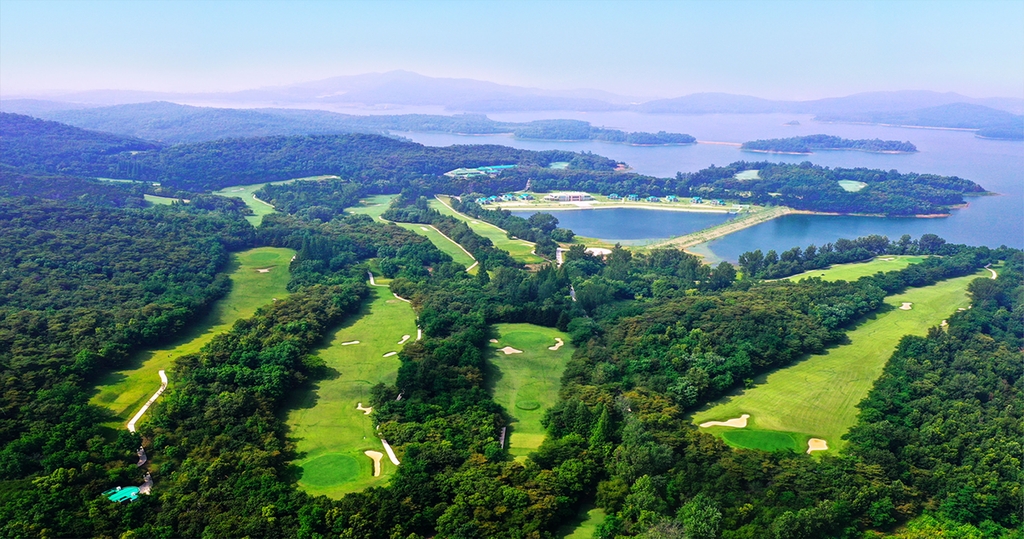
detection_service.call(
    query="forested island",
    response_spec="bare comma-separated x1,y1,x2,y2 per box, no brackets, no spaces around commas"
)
815,102,1024,141
0,108,1021,539
740,135,917,154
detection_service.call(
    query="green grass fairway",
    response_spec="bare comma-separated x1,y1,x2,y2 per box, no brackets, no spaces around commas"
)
143,194,180,205
693,269,987,453
432,197,546,264
346,194,396,220
287,284,417,498
787,256,925,283
486,324,575,457
735,169,761,180
396,223,477,270
838,180,867,192
560,505,606,539
213,176,338,226
91,247,294,426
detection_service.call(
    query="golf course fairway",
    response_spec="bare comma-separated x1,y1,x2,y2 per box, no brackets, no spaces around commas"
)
91,247,295,426
487,323,575,458
287,281,417,498
213,176,338,226
786,255,925,283
433,196,545,264
693,268,987,453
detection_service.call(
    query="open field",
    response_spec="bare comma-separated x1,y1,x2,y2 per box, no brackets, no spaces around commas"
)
433,196,545,264
346,194,396,220
143,194,179,205
486,324,575,458
786,256,925,282
287,283,417,498
692,269,987,453
91,247,294,427
560,505,606,539
213,175,339,226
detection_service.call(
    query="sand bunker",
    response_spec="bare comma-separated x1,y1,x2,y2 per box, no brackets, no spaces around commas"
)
699,414,750,428
256,268,273,273
548,338,564,351
356,403,373,415
499,346,523,355
417,328,422,340
383,351,397,358
807,438,828,454
879,257,895,261
489,339,499,343
941,320,948,327
364,450,383,477
341,340,360,346
900,302,913,310
398,335,411,345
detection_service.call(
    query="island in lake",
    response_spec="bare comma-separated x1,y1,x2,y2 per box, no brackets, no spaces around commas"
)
741,134,917,154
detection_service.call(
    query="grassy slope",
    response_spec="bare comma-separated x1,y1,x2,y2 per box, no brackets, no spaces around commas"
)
91,247,295,426
692,268,986,453
560,506,607,539
786,255,925,283
286,283,417,498
486,323,575,457
432,196,546,264
143,194,179,205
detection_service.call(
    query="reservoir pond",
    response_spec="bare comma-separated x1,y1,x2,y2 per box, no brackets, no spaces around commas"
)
510,207,734,243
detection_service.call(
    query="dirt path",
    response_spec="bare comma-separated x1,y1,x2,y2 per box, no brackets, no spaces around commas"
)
127,370,168,433
985,264,997,279
381,439,400,465
649,206,793,250
251,194,275,209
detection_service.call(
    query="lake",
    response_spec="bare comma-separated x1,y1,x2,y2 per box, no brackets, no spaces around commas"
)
510,207,734,244
396,111,1023,260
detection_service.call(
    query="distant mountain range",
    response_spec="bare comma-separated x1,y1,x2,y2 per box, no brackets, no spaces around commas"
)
3,71,1021,139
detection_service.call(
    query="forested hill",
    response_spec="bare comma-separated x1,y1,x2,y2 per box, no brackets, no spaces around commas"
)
12,101,695,144
0,112,161,177
815,102,1024,140
741,135,917,153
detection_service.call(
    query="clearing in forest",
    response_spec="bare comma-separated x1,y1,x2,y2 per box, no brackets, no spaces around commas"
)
486,323,575,458
786,255,925,282
286,281,417,498
692,268,987,453
91,247,295,427
431,196,546,264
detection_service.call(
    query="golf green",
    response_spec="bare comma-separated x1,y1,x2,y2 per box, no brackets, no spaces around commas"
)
91,247,295,426
287,282,417,498
693,269,987,453
487,323,575,457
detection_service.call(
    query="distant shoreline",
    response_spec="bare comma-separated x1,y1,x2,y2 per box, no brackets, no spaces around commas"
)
742,148,916,155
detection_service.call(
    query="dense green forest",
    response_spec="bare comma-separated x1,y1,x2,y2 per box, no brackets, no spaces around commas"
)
741,135,917,154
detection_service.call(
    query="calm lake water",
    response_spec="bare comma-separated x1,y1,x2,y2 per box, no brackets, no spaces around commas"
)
510,208,734,244
397,111,1023,260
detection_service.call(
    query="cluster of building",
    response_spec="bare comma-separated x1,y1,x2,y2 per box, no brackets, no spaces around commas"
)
607,193,726,205
476,193,534,205
542,192,594,202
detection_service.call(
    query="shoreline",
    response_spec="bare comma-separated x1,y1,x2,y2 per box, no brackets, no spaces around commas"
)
494,202,738,214
741,148,916,155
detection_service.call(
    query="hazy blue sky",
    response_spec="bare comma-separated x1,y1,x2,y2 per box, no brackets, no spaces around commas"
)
2,0,1022,99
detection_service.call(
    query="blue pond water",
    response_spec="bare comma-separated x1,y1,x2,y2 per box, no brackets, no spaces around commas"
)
398,111,1023,260
510,207,734,243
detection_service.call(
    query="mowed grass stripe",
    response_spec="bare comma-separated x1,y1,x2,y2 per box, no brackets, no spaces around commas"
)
692,269,987,453
287,285,417,498
432,196,546,264
91,247,295,424
486,323,575,457
786,255,925,283
213,176,339,226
